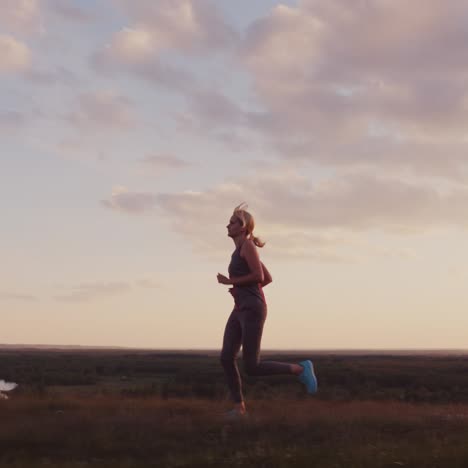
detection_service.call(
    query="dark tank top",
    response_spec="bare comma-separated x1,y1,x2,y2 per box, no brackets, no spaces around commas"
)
228,243,265,304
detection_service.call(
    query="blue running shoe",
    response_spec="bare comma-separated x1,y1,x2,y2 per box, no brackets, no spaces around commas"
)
223,408,248,421
298,360,318,394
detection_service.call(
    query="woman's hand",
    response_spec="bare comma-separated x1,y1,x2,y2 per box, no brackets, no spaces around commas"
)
217,273,232,285
260,262,273,287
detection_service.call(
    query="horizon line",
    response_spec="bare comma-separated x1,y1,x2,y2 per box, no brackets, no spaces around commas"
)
1,343,467,353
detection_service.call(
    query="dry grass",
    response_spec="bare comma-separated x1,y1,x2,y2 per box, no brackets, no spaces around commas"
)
2,395,468,467
3,350,468,466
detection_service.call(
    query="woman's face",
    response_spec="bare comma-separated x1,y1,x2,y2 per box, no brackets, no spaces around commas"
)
226,216,244,238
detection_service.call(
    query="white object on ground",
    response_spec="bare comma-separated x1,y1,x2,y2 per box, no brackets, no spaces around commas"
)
0,380,18,392
0,380,18,400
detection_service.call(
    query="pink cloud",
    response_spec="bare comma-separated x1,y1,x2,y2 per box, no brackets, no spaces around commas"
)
101,187,158,214
139,154,192,173
113,0,237,54
0,110,27,131
0,0,41,34
239,0,468,178
91,0,237,87
149,168,468,257
67,91,136,130
55,282,131,303
0,35,31,73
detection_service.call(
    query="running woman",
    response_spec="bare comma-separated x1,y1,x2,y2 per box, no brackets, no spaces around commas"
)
217,203,317,417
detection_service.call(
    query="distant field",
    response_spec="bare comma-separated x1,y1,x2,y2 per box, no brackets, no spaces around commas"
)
1,349,468,467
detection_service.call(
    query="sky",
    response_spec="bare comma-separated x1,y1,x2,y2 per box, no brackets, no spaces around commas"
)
2,0,468,350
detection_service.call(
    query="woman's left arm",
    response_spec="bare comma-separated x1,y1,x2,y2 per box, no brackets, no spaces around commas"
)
224,241,264,287
260,262,272,287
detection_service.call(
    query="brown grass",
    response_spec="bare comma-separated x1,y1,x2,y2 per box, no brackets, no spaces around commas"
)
2,396,468,467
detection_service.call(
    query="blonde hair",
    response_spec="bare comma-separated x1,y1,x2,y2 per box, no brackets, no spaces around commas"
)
233,202,266,248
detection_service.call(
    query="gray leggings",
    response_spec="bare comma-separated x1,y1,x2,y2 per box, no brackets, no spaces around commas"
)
220,297,293,403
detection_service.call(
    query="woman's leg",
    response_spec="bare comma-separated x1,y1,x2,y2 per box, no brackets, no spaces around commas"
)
241,303,298,376
220,309,244,403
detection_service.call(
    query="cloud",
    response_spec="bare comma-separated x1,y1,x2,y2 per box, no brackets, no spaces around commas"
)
91,0,237,88
101,186,158,214
240,0,468,178
107,167,468,258
0,0,41,34
0,292,37,301
92,50,192,91
99,26,160,65
112,0,237,56
53,139,105,163
25,66,77,86
186,90,247,127
66,91,136,130
138,154,192,174
49,0,94,23
54,281,131,303
0,111,27,132
0,35,31,73
136,279,162,289
172,89,262,152
263,231,356,262
54,279,161,303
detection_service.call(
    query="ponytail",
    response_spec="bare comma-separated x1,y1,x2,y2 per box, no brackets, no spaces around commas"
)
251,234,265,248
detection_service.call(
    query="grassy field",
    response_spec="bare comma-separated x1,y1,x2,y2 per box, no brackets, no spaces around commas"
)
1,349,468,467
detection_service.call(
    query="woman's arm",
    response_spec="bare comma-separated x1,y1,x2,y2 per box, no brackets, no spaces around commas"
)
217,240,264,286
260,262,272,287
232,240,264,286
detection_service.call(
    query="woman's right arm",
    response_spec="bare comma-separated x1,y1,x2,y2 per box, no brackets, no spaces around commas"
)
261,262,272,287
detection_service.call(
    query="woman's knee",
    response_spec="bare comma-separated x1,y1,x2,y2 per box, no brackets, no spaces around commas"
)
243,359,260,376
220,351,236,367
